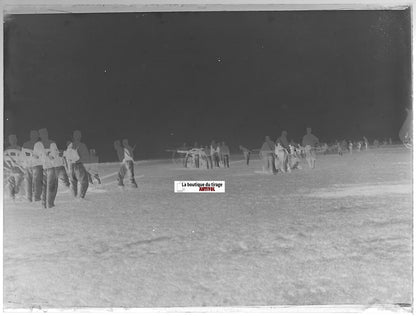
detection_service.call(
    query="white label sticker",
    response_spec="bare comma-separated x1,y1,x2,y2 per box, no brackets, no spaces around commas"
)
174,181,225,193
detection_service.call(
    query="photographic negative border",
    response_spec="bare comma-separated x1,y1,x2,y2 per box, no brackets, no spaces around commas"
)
1,0,414,314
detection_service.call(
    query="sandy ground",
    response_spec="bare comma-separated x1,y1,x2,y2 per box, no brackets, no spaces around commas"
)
3,147,412,309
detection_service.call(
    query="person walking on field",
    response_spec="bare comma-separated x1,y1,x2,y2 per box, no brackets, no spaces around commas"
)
336,141,343,156
22,130,43,202
239,145,251,166
63,131,90,199
64,143,89,199
193,143,200,169
302,127,319,169
72,130,101,185
204,145,212,169
260,136,277,174
211,141,220,168
123,139,138,188
115,140,125,175
34,128,59,208
49,139,70,190
363,136,369,150
114,140,126,186
221,141,230,168
216,142,222,167
115,139,138,188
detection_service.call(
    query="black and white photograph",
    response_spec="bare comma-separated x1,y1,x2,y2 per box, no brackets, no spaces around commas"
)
2,2,413,312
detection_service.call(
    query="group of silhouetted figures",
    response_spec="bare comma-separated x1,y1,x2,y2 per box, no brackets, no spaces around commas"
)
3,128,102,207
175,127,400,175
176,141,231,169
174,127,320,173
5,123,406,205
4,129,138,208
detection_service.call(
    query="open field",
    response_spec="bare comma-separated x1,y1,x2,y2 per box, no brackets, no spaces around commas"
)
3,147,412,309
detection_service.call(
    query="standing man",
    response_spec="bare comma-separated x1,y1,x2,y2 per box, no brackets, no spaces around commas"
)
122,139,138,188
204,145,213,169
71,130,101,185
115,139,138,188
64,140,89,199
34,128,59,208
357,141,362,152
22,130,43,202
114,140,126,185
221,141,230,168
72,130,89,162
239,145,251,166
363,136,369,150
193,144,200,169
302,127,319,169
211,141,220,168
216,142,222,167
260,136,277,174
336,141,343,156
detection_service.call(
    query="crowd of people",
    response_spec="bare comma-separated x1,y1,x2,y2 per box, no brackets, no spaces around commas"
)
4,125,401,205
175,128,320,173
256,127,320,174
4,128,89,207
175,127,399,174
3,128,139,208
177,141,231,169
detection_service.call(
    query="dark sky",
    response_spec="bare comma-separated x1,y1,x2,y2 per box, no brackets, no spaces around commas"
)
4,10,411,161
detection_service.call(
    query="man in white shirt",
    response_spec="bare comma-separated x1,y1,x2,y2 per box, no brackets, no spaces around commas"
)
216,143,222,167
221,141,230,168
34,128,59,208
116,139,138,188
363,136,369,150
22,130,42,202
204,145,213,169
72,130,100,186
114,140,126,185
302,127,319,169
211,141,220,168
64,139,89,199
239,145,251,166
